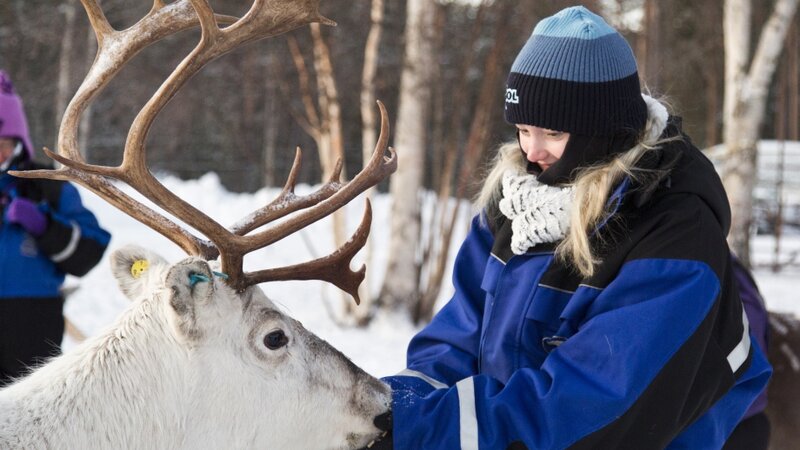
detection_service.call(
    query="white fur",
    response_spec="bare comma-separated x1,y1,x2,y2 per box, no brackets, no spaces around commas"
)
0,245,390,449
641,94,669,144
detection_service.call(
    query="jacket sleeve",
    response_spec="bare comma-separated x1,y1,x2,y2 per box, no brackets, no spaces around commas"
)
388,257,770,450
36,182,110,276
400,213,494,387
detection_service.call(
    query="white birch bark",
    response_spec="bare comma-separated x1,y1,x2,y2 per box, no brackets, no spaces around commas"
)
262,49,278,187
55,1,76,153
356,0,385,321
309,23,350,315
381,0,435,309
361,0,384,163
311,22,344,181
722,0,799,264
78,22,96,160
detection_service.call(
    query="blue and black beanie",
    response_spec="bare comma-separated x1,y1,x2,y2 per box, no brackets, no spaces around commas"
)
504,6,647,138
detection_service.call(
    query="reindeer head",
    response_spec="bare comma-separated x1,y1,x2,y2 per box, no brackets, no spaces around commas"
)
110,244,391,449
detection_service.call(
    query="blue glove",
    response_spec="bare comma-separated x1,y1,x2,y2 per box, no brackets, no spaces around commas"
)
5,197,48,236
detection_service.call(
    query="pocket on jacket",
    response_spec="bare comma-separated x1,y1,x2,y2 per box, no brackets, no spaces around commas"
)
520,286,572,361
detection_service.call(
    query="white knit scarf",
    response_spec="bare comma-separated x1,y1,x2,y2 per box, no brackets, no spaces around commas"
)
498,169,574,254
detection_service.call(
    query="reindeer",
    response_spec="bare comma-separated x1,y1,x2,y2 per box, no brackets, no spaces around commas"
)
0,0,397,448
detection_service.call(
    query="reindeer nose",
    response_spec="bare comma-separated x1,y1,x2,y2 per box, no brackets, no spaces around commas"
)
373,411,392,431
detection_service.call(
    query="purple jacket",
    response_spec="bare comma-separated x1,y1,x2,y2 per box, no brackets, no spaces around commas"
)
732,255,770,418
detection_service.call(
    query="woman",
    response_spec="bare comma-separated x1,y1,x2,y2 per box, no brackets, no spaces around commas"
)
364,6,771,450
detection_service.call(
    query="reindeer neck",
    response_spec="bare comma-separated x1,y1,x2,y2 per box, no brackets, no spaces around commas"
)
0,296,191,448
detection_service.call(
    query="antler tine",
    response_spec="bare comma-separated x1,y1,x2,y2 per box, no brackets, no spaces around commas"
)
59,1,238,162
244,200,375,304
21,1,242,260
231,147,341,236
234,0,337,47
124,0,333,168
81,0,113,45
10,151,217,258
217,101,395,293
230,148,348,236
113,0,338,254
238,101,395,252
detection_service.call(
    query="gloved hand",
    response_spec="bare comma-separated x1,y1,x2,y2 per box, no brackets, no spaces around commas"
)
359,411,392,449
5,197,48,236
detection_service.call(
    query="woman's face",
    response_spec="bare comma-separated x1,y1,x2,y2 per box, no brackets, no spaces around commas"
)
515,124,569,171
0,138,17,165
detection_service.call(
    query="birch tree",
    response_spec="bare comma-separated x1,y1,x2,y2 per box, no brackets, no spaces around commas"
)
54,0,76,152
722,0,798,265
356,0,385,322
381,0,436,310
285,27,353,319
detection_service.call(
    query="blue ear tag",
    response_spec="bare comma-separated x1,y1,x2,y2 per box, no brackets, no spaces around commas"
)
189,273,211,287
188,271,229,286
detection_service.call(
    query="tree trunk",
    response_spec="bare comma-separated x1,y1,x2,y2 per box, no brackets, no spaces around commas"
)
637,0,661,89
361,0,384,168
78,21,96,161
381,0,435,311
262,49,279,188
55,0,77,153
241,45,259,158
703,64,720,148
356,0,385,323
414,2,467,324
722,0,799,266
414,0,511,323
311,23,345,181
308,23,351,315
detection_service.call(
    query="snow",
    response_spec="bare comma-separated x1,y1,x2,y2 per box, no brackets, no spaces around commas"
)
707,140,800,204
61,172,800,378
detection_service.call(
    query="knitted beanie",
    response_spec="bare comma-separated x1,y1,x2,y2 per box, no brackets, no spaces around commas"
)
504,6,647,137
0,70,34,159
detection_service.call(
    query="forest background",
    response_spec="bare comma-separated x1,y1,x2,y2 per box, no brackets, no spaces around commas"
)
0,0,798,324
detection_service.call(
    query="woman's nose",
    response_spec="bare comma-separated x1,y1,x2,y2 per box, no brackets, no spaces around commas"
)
522,138,545,162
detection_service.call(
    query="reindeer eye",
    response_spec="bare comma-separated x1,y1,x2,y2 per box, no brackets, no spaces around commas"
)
264,330,288,350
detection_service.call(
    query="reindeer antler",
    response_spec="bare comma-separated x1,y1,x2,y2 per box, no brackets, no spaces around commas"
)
12,0,397,302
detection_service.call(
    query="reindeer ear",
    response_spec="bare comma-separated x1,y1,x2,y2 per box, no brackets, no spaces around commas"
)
111,245,169,301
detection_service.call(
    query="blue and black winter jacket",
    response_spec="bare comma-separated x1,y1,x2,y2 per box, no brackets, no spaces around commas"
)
0,161,110,299
386,123,771,449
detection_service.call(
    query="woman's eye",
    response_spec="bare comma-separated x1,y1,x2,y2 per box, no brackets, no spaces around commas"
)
546,132,564,138
264,330,289,350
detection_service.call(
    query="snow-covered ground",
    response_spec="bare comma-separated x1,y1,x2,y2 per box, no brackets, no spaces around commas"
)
62,173,800,378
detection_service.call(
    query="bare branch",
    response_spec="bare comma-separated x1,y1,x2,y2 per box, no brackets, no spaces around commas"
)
287,35,322,129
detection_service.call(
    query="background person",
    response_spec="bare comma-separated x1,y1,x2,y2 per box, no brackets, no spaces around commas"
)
0,70,110,387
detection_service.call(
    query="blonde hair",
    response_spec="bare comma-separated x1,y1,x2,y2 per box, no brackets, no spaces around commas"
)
559,143,651,276
474,142,525,221
476,96,677,278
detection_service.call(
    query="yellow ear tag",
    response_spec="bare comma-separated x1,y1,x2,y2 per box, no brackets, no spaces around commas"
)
131,259,150,279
